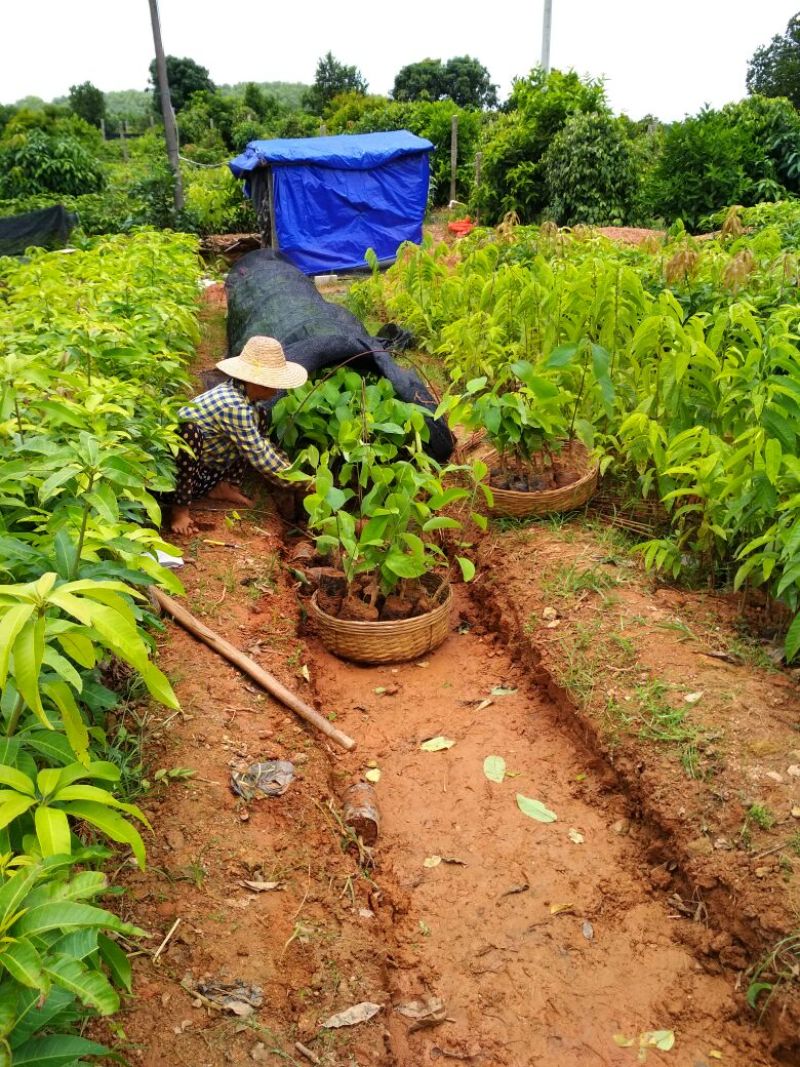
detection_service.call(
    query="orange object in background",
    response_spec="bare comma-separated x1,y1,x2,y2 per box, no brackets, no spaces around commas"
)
447,217,474,236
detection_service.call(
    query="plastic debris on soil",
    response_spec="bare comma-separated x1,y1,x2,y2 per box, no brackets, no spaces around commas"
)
189,977,264,1017
395,994,448,1032
321,1001,382,1028
230,760,295,800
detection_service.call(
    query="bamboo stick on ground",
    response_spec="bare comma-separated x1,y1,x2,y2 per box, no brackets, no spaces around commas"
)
150,588,356,751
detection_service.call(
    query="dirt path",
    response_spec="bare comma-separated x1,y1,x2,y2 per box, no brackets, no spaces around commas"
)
312,591,775,1066
98,285,781,1066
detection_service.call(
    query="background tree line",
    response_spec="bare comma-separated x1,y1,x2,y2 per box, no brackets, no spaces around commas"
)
3,10,800,237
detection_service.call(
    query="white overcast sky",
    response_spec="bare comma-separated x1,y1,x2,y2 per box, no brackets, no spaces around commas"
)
3,1,799,122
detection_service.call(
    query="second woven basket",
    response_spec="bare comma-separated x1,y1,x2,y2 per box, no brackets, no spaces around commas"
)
486,439,599,519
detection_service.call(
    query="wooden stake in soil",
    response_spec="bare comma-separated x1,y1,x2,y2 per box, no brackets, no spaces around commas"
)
150,588,356,751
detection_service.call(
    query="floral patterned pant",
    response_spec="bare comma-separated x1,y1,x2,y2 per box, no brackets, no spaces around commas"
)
169,422,248,507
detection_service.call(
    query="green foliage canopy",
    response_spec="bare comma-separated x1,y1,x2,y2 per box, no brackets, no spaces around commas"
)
303,52,367,115
747,12,800,108
68,82,105,129
0,128,105,198
473,67,608,224
543,111,639,226
393,55,498,109
148,55,215,113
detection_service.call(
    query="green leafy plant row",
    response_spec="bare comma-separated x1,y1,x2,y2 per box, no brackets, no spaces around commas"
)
0,230,201,1059
351,211,800,659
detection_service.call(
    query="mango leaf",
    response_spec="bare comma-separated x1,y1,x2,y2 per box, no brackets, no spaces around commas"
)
57,801,147,870
516,794,557,823
483,756,506,783
0,937,46,990
0,864,42,928
0,984,16,1038
34,807,72,858
9,1034,114,1067
40,680,89,766
0,766,35,797
785,612,800,663
44,955,119,1016
0,793,37,832
14,900,143,939
0,603,36,687
12,616,50,725
98,933,133,993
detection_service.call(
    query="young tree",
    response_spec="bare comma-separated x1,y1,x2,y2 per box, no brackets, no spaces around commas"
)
442,56,498,109
392,59,447,102
68,81,106,128
148,55,215,113
393,56,497,109
303,52,367,115
747,13,800,108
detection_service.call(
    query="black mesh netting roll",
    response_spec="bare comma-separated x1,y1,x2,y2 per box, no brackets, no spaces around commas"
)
225,249,454,462
0,205,77,258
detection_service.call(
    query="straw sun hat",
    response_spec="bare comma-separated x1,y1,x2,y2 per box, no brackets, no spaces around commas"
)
216,336,308,390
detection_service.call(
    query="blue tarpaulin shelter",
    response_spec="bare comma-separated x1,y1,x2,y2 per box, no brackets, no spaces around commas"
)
228,131,433,275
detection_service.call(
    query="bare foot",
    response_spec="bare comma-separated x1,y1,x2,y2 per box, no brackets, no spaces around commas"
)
207,481,254,507
169,505,198,537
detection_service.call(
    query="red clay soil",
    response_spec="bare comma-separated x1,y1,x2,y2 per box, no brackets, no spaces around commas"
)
92,286,789,1066
472,517,800,1061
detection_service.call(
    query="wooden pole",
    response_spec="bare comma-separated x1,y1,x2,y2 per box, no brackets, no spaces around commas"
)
450,114,459,205
150,588,356,751
147,0,184,212
268,167,279,250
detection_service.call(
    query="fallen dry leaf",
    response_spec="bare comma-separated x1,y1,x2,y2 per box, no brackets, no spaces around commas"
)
640,1029,675,1051
421,736,455,752
568,828,585,845
239,880,283,893
549,902,575,915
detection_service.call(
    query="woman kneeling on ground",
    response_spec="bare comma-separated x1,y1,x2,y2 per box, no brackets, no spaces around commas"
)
167,335,307,536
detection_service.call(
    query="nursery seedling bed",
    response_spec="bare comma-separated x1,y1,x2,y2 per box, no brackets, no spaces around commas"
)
103,285,783,1065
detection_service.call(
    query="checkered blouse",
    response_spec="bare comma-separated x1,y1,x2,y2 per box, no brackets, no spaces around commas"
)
178,380,290,485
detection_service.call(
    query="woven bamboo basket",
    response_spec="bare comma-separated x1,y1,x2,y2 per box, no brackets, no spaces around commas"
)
486,439,599,518
309,574,452,664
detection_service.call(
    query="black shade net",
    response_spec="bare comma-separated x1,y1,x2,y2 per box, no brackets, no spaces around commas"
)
225,250,454,462
0,205,77,258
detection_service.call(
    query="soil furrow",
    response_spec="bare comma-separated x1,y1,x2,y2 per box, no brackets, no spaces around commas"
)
311,588,776,1066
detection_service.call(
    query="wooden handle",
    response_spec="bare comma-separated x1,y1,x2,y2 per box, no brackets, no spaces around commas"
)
150,588,356,751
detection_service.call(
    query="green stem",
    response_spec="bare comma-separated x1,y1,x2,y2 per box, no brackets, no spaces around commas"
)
13,394,24,440
72,473,95,578
568,343,589,440
6,693,24,737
